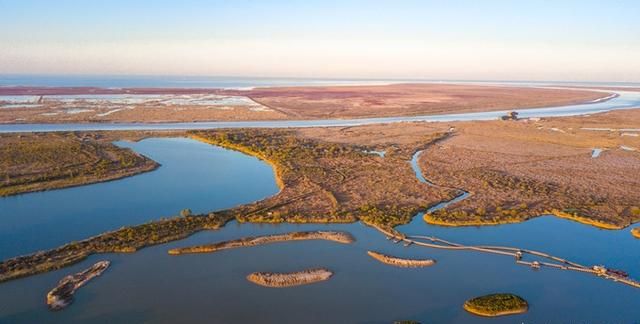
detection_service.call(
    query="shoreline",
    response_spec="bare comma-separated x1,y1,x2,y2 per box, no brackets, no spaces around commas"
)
423,211,626,230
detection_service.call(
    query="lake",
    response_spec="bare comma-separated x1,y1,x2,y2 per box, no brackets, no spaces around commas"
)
0,137,639,323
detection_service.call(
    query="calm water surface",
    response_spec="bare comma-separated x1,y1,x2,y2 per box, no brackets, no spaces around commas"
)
0,138,639,323
0,138,279,259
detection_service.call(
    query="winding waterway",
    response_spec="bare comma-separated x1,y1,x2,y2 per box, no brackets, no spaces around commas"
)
1,90,639,133
0,137,639,323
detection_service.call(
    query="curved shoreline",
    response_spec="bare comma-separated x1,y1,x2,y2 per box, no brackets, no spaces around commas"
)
246,268,333,288
367,251,436,268
168,231,354,255
423,210,626,230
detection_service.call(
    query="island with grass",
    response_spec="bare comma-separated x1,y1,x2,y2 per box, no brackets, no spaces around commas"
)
463,293,528,317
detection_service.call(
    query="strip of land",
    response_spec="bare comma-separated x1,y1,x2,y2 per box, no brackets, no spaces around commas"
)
367,251,436,268
168,231,354,255
246,268,333,287
0,83,608,123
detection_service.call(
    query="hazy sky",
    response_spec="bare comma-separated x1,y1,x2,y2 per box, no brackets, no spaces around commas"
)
1,0,639,81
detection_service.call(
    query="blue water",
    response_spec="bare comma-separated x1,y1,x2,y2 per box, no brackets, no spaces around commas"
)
0,138,279,259
1,137,639,323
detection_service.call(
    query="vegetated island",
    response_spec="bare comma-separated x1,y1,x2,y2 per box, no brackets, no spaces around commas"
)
0,132,158,196
168,231,354,255
367,251,436,268
246,268,333,288
632,228,640,239
46,261,110,311
463,293,528,317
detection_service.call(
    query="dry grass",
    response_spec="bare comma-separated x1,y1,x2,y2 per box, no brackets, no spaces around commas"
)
0,132,158,196
420,110,640,228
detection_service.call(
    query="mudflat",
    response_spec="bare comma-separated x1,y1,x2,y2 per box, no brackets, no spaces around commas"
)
0,83,607,123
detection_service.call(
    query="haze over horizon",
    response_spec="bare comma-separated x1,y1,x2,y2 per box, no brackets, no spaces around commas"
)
1,0,639,82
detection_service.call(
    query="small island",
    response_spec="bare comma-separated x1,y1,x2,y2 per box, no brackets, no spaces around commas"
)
632,228,640,239
463,293,528,317
46,261,110,311
168,231,354,255
246,268,333,287
367,251,436,268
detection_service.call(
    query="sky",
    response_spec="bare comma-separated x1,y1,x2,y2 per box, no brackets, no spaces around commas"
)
0,0,639,81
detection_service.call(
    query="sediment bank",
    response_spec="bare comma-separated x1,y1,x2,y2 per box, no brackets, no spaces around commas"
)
168,231,354,255
46,261,110,311
367,251,436,268
246,268,333,287
632,228,640,239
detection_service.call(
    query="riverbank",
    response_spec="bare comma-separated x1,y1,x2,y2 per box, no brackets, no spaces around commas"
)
423,210,625,230
246,268,333,287
168,231,354,255
367,251,436,267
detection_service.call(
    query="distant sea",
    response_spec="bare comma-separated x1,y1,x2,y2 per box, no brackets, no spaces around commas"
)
0,74,638,89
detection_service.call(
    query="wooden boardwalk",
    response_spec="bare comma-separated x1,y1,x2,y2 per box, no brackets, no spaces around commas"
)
373,225,640,290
